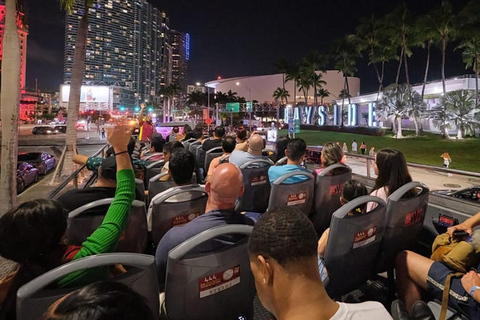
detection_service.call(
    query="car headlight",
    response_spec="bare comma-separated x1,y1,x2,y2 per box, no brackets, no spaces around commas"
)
46,130,52,133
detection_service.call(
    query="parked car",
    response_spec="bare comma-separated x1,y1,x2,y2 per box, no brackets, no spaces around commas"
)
16,162,39,193
18,152,56,175
54,125,67,133
76,120,86,130
31,126,58,135
434,186,480,203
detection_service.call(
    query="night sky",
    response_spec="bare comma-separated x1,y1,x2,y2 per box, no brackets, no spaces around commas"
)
23,0,472,94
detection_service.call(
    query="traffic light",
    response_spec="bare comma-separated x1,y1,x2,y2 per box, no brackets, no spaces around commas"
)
134,106,140,112
120,106,126,112
148,107,153,112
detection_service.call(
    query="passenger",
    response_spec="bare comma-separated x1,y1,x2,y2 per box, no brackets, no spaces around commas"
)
248,207,393,320
158,141,184,181
396,211,480,318
168,126,180,142
0,126,136,320
41,281,154,320
57,156,144,212
274,135,291,163
268,138,310,184
236,126,248,145
316,180,368,281
147,148,196,230
202,126,225,152
229,133,267,167
184,125,202,141
313,142,345,176
206,136,236,181
155,163,254,290
367,148,413,211
141,136,165,162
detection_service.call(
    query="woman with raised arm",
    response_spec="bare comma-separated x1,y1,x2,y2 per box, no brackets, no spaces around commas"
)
0,125,135,320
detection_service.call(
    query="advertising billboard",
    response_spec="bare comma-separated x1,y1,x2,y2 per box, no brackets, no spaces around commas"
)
61,85,110,103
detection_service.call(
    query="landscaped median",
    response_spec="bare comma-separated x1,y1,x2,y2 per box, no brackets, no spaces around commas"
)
279,130,480,173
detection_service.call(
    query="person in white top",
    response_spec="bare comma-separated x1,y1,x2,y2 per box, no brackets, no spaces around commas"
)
367,148,413,212
351,140,358,153
248,206,393,320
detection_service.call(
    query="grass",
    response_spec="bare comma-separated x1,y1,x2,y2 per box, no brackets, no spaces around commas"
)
279,129,480,173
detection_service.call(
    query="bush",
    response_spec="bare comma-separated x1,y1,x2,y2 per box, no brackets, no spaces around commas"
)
300,125,386,136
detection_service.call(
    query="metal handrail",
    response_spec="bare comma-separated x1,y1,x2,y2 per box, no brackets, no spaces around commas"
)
345,153,480,179
48,143,110,199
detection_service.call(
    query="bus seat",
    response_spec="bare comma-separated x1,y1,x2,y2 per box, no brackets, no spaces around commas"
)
188,141,201,155
145,160,165,185
164,225,255,320
427,301,467,320
16,253,159,320
267,171,315,215
323,195,386,298
235,159,274,213
136,178,145,199
310,164,352,236
275,156,288,166
204,147,223,174
148,172,176,203
183,138,196,150
66,199,147,254
148,185,208,245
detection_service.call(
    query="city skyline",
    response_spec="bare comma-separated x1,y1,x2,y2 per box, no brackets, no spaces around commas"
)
24,0,473,94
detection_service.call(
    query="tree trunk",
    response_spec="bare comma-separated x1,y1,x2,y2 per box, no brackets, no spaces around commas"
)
403,47,410,86
346,76,351,105
0,0,21,215
396,47,404,85
413,117,420,136
475,53,479,106
441,39,447,138
377,61,385,101
371,46,382,85
457,128,462,139
58,7,89,180
293,80,297,107
391,117,397,136
397,117,403,138
421,41,431,101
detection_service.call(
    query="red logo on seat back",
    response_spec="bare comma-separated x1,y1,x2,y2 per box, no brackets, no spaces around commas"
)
329,183,345,196
287,192,307,206
404,208,424,226
172,213,200,227
198,265,241,298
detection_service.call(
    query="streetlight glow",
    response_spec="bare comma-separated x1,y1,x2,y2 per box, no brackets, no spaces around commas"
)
236,82,240,86
196,82,201,86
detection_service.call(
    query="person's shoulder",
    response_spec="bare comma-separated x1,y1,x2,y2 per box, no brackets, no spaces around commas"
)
338,301,392,319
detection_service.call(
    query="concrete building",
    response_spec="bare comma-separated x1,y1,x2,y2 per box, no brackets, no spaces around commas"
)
171,30,189,93
205,71,360,104
63,0,171,103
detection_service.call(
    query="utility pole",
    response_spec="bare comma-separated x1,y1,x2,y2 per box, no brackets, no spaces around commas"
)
35,78,38,123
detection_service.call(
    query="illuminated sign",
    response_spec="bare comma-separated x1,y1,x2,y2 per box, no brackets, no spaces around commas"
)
347,104,357,126
61,85,110,103
317,106,327,126
368,103,377,127
185,33,190,61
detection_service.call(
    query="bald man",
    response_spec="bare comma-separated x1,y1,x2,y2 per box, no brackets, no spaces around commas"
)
155,163,254,290
229,133,267,167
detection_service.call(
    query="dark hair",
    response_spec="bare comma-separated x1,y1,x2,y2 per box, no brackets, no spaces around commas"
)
222,136,236,153
236,126,247,141
42,281,154,320
163,141,184,155
127,137,136,156
286,138,306,162
342,180,368,214
183,124,192,133
248,207,317,267
150,136,165,153
275,136,290,162
322,142,343,167
373,148,413,197
0,200,69,319
169,149,195,185
214,126,225,138
172,126,179,134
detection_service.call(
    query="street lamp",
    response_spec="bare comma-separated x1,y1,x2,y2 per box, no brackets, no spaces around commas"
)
236,82,252,130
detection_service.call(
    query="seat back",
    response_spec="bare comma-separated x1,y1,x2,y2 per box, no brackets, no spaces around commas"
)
17,253,159,320
143,152,164,162
204,147,223,173
183,138,196,150
324,196,386,298
66,199,148,253
188,141,201,154
236,159,273,213
148,172,176,203
267,171,314,215
149,185,208,244
145,160,165,183
135,178,145,199
165,225,255,320
310,164,352,235
275,156,288,166
381,182,430,260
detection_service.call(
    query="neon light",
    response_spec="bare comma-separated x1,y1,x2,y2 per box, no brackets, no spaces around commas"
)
334,105,339,126
305,106,314,125
185,33,190,61
294,107,300,121
347,104,357,126
368,103,377,127
317,106,326,126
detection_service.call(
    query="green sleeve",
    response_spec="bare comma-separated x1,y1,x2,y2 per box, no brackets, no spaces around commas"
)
58,169,135,287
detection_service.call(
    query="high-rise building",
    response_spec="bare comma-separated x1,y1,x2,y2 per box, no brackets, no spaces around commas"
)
170,30,189,93
64,0,171,103
0,0,28,90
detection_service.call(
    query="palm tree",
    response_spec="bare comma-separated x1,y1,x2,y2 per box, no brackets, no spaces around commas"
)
427,0,456,95
317,88,330,105
273,87,290,105
0,0,21,214
334,36,359,126
416,15,437,101
215,91,229,105
371,38,397,99
456,39,480,104
304,51,327,107
378,84,417,138
297,65,313,107
226,90,238,102
187,91,206,107
405,88,426,136
57,0,94,178
274,57,290,91
285,63,300,106
438,90,479,139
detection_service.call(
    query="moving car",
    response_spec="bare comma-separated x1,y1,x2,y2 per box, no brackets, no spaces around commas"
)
76,120,87,130
433,186,480,204
31,126,58,135
54,125,67,133
16,162,39,193
18,152,56,175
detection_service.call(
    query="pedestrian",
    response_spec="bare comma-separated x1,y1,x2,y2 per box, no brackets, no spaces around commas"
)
101,127,106,139
342,142,348,153
360,142,367,155
351,139,358,153
96,121,101,136
369,147,375,156
368,147,376,176
440,152,452,168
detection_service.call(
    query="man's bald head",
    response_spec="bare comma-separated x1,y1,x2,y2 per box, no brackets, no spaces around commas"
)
206,163,244,209
248,134,264,155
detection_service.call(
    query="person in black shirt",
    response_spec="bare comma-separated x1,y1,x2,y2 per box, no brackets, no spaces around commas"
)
202,126,225,151
57,156,144,215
